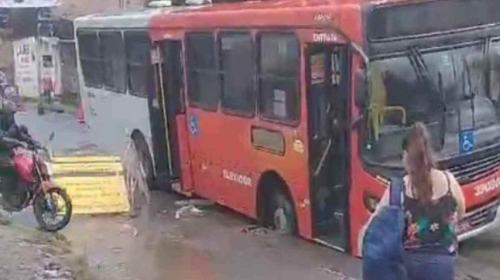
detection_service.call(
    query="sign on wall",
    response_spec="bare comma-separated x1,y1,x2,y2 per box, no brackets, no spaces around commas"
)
13,37,39,98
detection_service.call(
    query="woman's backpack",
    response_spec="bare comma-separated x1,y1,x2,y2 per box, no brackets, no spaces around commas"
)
362,177,408,280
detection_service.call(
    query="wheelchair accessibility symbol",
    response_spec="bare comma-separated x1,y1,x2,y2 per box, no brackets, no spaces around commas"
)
189,115,199,136
459,130,475,154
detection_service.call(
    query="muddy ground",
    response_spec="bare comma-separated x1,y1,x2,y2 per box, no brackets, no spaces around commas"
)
10,191,362,280
0,220,95,280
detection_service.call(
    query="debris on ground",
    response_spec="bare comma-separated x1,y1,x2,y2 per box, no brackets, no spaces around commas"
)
241,225,269,235
0,224,96,280
119,223,139,237
157,209,169,216
0,209,11,225
175,205,204,219
322,267,356,280
174,199,215,207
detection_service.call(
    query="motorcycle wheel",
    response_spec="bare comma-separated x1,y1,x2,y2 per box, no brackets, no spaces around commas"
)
33,188,72,232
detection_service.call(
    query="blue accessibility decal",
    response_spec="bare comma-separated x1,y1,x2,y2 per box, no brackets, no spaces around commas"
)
459,129,475,154
189,114,199,136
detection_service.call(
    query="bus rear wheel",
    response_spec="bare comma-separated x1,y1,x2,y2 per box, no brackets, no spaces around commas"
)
270,190,297,235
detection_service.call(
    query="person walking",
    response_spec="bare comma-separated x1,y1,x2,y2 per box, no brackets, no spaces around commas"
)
362,122,466,280
42,76,53,105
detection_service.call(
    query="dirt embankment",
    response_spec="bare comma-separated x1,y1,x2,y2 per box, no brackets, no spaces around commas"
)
0,223,96,280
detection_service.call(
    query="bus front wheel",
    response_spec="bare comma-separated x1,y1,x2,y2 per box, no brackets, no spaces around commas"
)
132,133,155,190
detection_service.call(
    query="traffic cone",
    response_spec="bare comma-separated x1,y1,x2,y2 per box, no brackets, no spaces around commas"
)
77,102,85,124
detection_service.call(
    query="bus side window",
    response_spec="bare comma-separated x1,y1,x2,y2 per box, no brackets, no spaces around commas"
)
186,32,220,111
124,31,151,98
77,30,103,88
258,33,300,123
100,31,126,93
219,32,255,116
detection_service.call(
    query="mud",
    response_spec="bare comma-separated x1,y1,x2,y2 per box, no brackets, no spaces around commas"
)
56,191,361,280
0,222,95,280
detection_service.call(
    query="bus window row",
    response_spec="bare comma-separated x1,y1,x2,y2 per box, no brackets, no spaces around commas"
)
77,30,150,98
186,32,300,124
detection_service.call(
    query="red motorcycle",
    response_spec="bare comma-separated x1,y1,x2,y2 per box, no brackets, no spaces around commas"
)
0,132,72,231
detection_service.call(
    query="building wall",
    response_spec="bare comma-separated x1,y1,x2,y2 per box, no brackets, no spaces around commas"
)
59,0,147,19
0,36,14,81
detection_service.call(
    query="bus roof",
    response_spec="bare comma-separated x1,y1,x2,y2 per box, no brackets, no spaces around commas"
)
74,8,163,29
148,0,421,28
149,0,417,43
72,7,197,29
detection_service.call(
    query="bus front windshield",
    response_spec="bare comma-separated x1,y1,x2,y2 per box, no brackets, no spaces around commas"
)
362,41,500,169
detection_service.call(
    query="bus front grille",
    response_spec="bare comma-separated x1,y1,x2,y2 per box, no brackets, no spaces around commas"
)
458,200,499,235
447,152,500,184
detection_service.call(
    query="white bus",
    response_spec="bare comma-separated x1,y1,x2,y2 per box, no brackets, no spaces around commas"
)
74,9,164,187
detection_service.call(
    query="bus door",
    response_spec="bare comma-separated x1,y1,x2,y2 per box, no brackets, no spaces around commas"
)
150,40,188,190
307,44,350,250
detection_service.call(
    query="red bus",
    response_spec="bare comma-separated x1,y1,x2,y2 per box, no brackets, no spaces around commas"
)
147,0,500,256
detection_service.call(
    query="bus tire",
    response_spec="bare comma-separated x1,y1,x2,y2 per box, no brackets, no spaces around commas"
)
270,188,297,235
132,133,156,190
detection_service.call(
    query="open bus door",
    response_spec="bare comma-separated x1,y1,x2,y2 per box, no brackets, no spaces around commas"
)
307,44,350,251
150,41,191,192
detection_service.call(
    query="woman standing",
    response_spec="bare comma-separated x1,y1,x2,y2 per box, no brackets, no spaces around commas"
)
364,123,466,280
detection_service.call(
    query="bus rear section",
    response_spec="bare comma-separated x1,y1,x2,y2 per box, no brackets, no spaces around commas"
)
148,0,500,257
74,8,185,189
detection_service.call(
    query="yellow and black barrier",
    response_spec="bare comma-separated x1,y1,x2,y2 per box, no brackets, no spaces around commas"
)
51,156,130,215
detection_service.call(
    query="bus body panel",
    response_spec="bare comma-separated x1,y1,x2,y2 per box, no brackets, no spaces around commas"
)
175,114,195,194
74,7,191,161
185,106,313,238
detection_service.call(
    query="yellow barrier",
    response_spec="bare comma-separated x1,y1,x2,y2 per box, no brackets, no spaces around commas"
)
52,156,121,164
52,156,130,215
52,162,123,175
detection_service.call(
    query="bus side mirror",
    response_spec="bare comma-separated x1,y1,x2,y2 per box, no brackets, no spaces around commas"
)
355,68,368,109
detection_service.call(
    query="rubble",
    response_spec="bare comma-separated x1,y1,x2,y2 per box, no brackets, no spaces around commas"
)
119,223,139,237
241,225,268,235
175,205,204,219
174,199,215,207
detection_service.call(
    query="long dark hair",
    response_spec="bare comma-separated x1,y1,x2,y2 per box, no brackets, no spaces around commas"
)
402,123,436,201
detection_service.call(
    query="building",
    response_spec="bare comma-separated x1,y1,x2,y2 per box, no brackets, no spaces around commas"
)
0,0,148,102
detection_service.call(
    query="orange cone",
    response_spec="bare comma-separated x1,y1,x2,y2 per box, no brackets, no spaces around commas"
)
77,102,85,124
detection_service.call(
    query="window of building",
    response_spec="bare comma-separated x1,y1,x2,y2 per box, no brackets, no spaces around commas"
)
258,33,300,123
125,31,151,97
100,31,126,93
42,55,53,68
186,33,220,111
78,31,103,88
220,32,255,116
